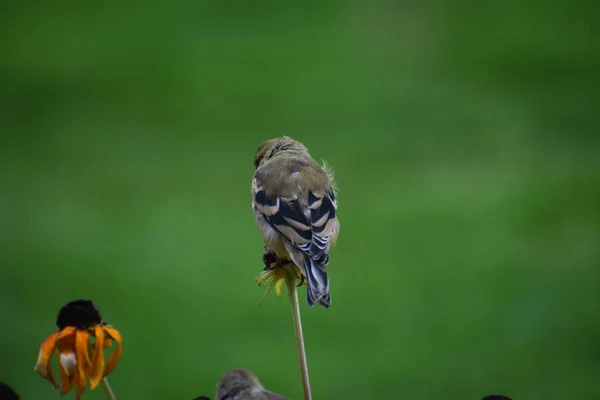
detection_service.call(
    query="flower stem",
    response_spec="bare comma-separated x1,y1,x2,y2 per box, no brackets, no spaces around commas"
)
101,377,117,400
285,270,312,400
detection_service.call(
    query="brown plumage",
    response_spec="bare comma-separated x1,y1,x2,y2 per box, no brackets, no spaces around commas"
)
251,136,340,307
215,369,289,400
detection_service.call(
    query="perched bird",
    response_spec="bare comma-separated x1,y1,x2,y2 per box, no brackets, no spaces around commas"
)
215,369,289,400
252,136,340,307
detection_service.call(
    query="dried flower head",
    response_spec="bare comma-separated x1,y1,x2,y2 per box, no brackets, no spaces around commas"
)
34,300,122,399
255,262,305,303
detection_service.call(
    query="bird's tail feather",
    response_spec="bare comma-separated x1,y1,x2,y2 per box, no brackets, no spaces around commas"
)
304,258,330,308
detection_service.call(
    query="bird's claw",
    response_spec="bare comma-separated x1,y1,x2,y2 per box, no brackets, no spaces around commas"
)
262,250,280,270
262,248,306,287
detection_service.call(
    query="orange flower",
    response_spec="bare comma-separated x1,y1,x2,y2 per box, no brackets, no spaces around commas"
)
34,300,122,399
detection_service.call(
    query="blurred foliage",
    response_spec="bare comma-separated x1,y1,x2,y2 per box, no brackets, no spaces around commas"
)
1,1,599,399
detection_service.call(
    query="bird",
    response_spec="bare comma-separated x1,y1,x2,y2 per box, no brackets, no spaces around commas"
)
215,369,289,400
251,136,340,308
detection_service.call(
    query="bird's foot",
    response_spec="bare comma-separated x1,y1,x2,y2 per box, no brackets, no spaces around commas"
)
262,250,282,270
262,248,305,287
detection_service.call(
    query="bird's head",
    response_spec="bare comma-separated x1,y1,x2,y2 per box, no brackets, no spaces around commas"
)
253,136,308,169
216,369,263,400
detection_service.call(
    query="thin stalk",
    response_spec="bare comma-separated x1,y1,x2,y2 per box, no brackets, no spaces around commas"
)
285,271,312,400
101,377,116,400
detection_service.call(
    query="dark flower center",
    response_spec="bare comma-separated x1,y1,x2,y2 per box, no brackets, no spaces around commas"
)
0,381,20,400
56,299,103,330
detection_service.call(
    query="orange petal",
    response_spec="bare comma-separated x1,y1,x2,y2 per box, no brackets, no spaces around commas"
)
102,326,122,376
103,338,113,348
89,325,105,389
75,378,85,400
56,349,75,395
34,331,59,388
74,330,92,394
56,327,76,352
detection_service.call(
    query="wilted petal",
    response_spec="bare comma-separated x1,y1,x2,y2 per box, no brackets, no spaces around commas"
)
274,278,285,299
57,350,76,395
89,325,105,389
255,265,299,303
74,330,92,395
34,331,59,388
102,326,122,376
56,327,76,350
75,378,85,400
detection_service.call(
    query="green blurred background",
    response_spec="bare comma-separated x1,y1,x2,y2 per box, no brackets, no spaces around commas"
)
1,1,599,399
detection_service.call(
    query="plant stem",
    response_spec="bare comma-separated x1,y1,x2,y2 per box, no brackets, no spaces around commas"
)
101,377,116,400
285,270,312,400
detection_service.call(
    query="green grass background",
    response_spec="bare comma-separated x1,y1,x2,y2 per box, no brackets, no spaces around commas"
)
1,1,599,399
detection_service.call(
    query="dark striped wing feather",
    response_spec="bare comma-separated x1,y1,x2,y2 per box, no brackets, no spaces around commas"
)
254,188,337,263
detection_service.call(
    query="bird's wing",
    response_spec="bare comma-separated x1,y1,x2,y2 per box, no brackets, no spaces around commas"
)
262,390,291,400
253,161,337,263
255,389,289,400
